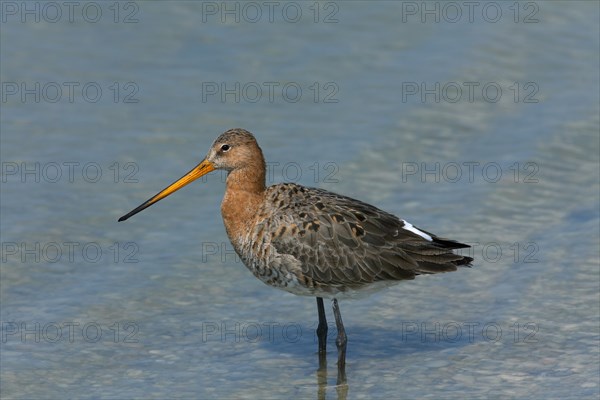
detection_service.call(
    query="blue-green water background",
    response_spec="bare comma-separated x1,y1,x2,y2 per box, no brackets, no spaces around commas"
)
1,1,599,399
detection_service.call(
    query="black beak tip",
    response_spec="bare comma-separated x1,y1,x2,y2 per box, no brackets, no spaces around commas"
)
118,215,128,222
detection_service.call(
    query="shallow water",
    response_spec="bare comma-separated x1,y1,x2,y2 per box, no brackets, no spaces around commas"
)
1,1,599,399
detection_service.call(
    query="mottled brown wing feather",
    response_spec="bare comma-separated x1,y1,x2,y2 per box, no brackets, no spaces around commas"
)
264,183,472,289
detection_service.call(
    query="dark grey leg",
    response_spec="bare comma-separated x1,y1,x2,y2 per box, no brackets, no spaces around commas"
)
316,297,328,355
332,298,347,383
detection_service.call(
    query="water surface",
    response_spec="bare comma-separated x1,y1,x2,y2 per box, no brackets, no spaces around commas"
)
1,2,599,399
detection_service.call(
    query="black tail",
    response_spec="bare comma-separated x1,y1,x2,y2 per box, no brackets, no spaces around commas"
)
432,236,474,267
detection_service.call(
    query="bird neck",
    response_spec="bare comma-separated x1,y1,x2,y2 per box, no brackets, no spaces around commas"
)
220,162,267,247
225,162,266,194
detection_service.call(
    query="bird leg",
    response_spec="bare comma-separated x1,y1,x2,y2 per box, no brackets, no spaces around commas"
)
316,297,328,357
332,298,347,382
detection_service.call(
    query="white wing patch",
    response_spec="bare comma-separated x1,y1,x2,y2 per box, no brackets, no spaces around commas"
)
401,220,433,241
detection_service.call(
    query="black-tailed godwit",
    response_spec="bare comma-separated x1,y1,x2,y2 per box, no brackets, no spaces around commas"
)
119,128,473,377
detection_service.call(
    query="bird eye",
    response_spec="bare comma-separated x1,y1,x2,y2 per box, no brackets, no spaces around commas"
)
220,144,230,152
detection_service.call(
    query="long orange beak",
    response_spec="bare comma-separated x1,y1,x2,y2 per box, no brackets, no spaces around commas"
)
118,159,215,222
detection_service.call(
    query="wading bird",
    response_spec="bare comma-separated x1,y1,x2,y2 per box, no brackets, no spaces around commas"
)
119,129,473,379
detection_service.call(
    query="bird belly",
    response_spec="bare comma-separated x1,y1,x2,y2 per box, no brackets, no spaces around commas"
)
237,242,400,299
